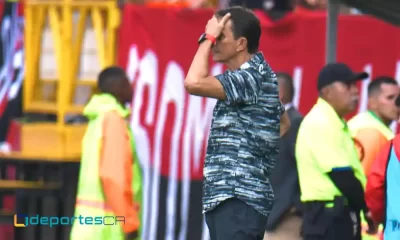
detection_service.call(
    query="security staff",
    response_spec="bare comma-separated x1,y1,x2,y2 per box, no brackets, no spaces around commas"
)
70,67,142,240
295,63,375,240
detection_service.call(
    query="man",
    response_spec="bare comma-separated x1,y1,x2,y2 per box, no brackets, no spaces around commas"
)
184,6,290,240
265,72,303,240
295,63,374,240
70,67,142,240
348,77,399,173
348,77,398,240
365,95,400,240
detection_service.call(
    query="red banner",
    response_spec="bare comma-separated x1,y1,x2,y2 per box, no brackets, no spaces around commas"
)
118,5,399,240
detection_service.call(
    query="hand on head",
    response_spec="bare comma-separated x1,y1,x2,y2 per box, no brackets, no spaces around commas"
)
205,13,231,38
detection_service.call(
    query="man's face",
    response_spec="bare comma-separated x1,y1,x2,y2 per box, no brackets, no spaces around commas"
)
371,83,400,122
211,19,241,63
330,81,359,114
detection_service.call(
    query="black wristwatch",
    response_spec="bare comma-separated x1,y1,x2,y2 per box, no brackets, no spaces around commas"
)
198,33,216,45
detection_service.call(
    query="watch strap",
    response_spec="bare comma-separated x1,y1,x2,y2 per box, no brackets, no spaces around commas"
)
205,34,216,45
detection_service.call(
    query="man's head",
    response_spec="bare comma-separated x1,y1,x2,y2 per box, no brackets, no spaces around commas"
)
367,76,399,124
317,63,368,117
97,66,133,105
277,72,294,104
212,7,261,63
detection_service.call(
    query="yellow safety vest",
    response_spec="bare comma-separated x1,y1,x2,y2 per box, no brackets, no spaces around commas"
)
348,111,394,140
70,94,142,240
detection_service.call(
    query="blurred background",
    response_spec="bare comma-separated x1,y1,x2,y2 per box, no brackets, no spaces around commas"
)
0,0,398,240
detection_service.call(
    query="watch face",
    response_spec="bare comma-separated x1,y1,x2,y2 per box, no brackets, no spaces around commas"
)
198,33,206,44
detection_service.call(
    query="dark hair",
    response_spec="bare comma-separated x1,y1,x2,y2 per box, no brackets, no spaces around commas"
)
367,76,398,97
216,6,261,54
276,72,294,102
97,66,127,93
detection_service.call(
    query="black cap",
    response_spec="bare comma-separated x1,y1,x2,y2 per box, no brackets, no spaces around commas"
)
317,63,369,91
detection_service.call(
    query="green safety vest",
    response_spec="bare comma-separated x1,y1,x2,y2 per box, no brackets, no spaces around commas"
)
70,94,143,240
348,111,394,140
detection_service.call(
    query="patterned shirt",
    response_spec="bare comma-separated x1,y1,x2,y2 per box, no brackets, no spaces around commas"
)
203,52,284,216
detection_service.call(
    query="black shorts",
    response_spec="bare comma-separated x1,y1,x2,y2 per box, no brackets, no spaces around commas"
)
205,198,268,240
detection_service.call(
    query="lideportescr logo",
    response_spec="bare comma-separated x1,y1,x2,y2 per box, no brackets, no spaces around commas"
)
14,214,125,228
14,214,27,227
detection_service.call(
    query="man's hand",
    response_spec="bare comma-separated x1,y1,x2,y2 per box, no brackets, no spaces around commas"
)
125,231,138,240
364,211,378,235
205,13,231,38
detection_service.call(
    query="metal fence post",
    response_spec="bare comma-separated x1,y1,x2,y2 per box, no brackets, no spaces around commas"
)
326,0,340,64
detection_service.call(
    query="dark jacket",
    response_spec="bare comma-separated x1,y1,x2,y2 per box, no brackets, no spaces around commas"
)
266,106,303,231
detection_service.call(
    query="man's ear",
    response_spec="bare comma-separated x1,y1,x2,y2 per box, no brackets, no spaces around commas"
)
319,87,330,99
236,37,247,52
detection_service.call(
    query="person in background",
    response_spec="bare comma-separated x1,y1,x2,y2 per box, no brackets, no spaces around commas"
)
265,72,303,240
348,77,399,174
365,95,400,240
295,63,375,240
348,77,399,240
70,67,142,240
184,6,290,240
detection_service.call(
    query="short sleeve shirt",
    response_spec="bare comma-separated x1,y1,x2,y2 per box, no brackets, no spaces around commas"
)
295,98,366,202
202,52,284,216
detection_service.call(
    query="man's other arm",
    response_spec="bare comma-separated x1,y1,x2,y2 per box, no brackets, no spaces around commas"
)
99,111,139,234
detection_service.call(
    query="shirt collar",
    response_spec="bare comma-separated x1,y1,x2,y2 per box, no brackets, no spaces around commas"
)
240,52,264,70
315,98,347,130
367,110,387,126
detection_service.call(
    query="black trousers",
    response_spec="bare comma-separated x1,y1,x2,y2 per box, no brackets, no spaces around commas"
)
302,201,361,240
205,198,268,240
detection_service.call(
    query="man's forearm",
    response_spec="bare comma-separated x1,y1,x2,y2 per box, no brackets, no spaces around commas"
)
328,170,368,212
186,41,213,81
